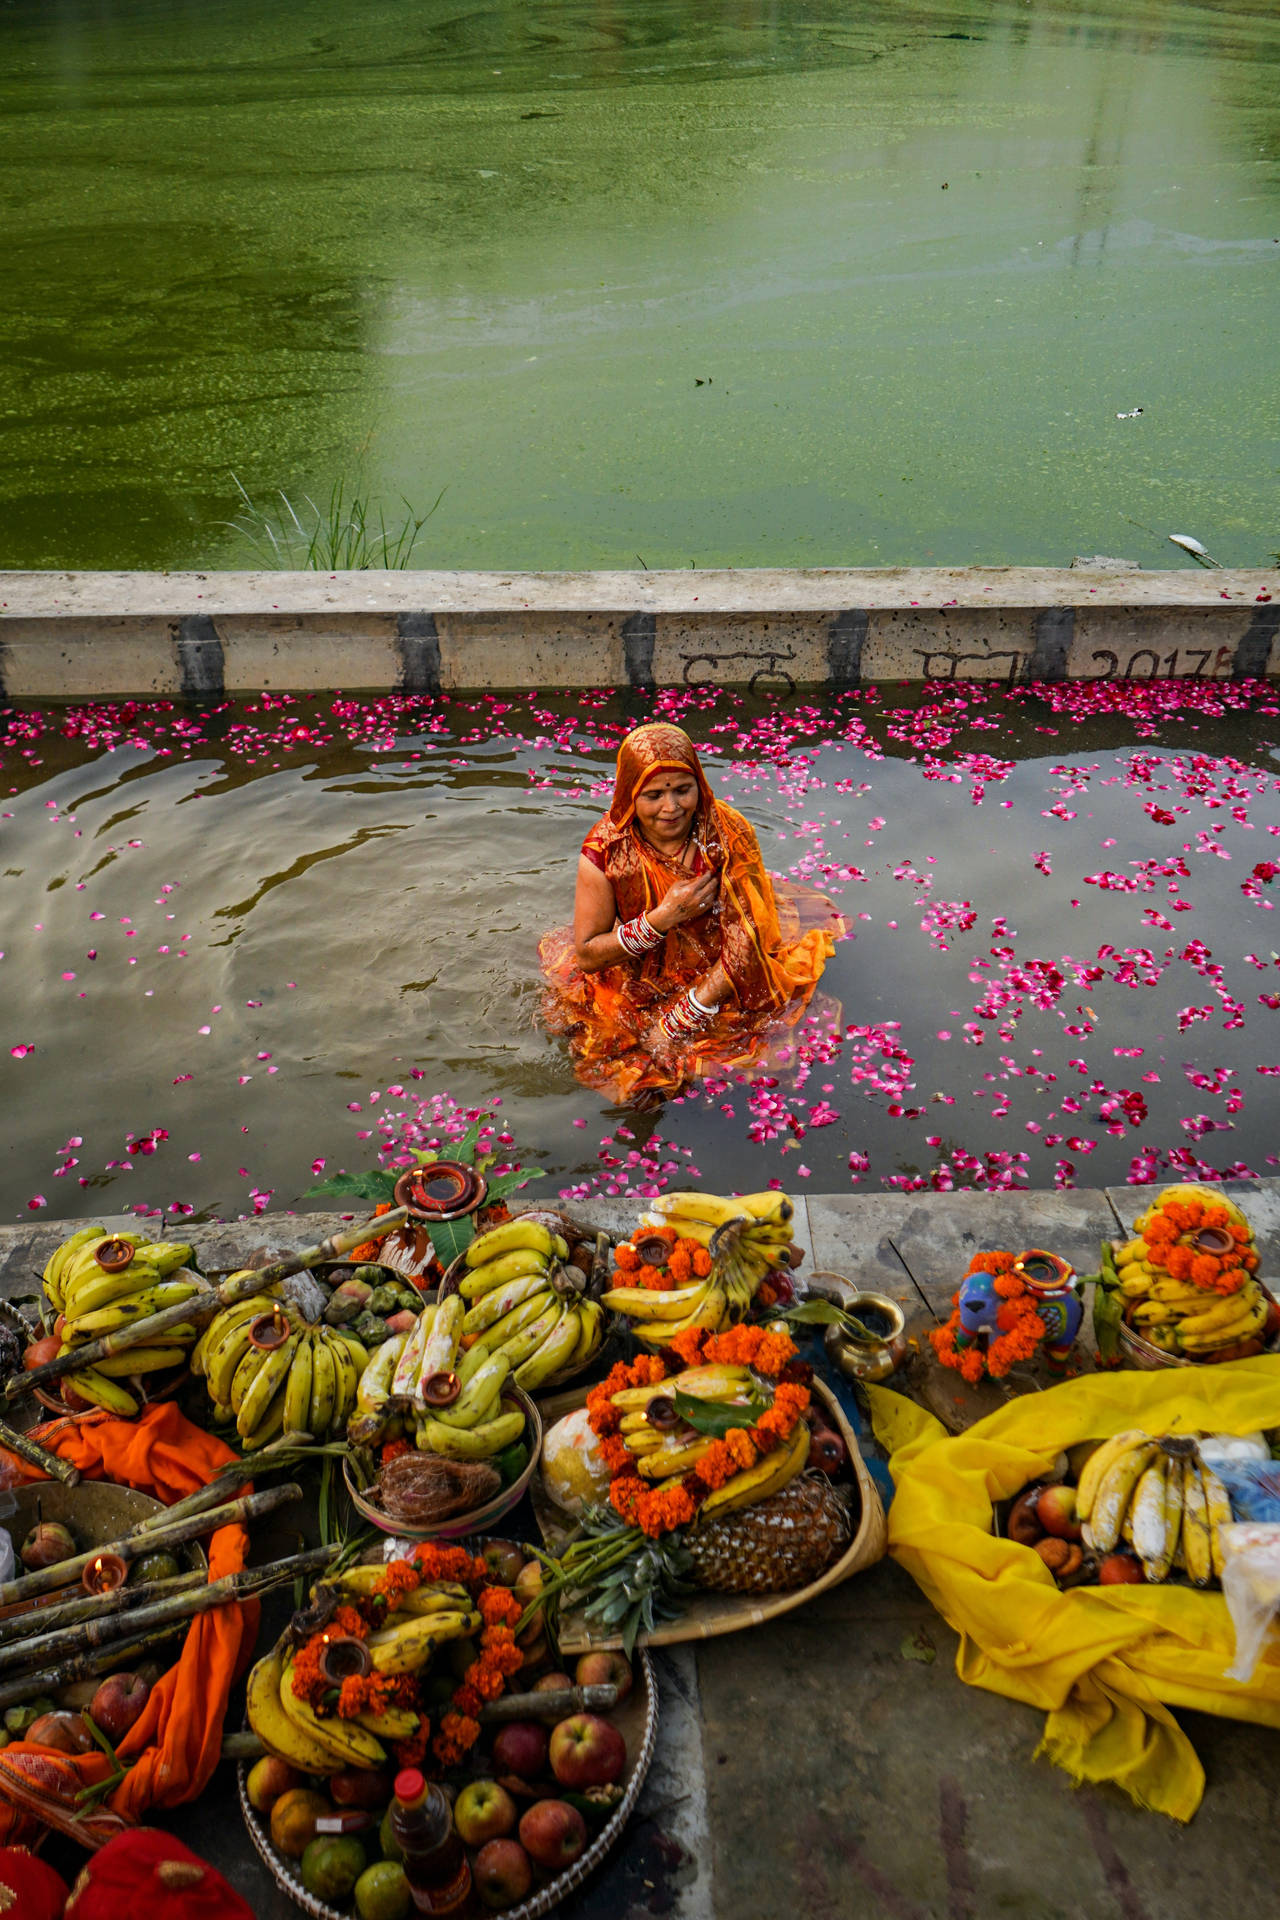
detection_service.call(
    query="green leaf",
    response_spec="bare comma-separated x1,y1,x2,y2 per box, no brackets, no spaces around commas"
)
673,1387,767,1438
484,1167,545,1203
900,1629,936,1665
781,1298,883,1346
425,1214,476,1269
305,1170,398,1202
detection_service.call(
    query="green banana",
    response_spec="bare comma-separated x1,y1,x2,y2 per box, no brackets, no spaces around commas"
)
419,1405,525,1460
514,1308,580,1390
476,1290,554,1355
486,1300,560,1371
431,1353,510,1429
462,1272,552,1337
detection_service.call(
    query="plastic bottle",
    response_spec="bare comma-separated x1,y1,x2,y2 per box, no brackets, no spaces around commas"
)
389,1768,476,1917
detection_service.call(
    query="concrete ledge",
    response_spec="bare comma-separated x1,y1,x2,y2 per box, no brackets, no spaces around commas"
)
0,567,1276,696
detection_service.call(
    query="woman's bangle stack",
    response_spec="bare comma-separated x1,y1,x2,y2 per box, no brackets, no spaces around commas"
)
658,986,720,1040
618,913,663,957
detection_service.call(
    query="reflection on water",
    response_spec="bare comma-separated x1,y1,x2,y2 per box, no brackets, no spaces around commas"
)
0,0,1276,569
1,684,1278,1222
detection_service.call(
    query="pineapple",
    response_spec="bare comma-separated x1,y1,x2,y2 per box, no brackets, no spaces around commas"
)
685,1472,853,1593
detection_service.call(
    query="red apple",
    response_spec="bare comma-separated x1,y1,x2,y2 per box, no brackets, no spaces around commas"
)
518,1799,587,1872
89,1671,151,1741
531,1674,576,1726
491,1720,548,1781
573,1651,633,1706
1036,1484,1082,1542
548,1714,626,1790
19,1522,77,1571
246,1755,301,1813
454,1779,518,1847
482,1539,525,1588
328,1767,390,1810
23,1335,61,1371
474,1837,533,1909
1098,1552,1145,1585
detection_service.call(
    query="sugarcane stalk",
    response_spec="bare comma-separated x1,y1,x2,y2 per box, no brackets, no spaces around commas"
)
479,1682,620,1723
0,1415,81,1486
0,1568,205,1646
0,1481,303,1611
0,1545,339,1676
0,1626,182,1712
1,1209,409,1406
135,1467,250,1533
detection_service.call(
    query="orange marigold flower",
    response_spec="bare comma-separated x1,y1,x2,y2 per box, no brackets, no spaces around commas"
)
667,1248,694,1282
1243,1249,1260,1272
433,1712,481,1767
332,1605,369,1639
670,1326,710,1368
1162,1245,1195,1281
452,1684,483,1717
336,1672,395,1719
614,1243,641,1272
647,1224,679,1249
1202,1203,1230,1230
610,1475,645,1524
1143,1215,1177,1245
1164,1199,1201,1232
965,1250,1017,1276
691,1246,713,1277
380,1437,413,1467
692,1439,738,1491
635,1484,697,1537
992,1273,1026,1300
479,1588,522,1627
1228,1221,1251,1245
1190,1254,1223,1288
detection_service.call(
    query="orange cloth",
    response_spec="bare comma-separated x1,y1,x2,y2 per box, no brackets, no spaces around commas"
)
541,722,847,1099
0,1402,258,1848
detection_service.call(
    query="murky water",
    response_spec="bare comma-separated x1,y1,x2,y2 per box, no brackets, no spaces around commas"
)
2,682,1278,1224
1,0,1277,571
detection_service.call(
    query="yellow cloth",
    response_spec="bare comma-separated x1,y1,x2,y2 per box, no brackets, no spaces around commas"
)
866,1358,1280,1821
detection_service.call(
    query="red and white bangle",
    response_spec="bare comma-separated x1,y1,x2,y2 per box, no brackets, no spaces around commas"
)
658,986,720,1041
618,913,663,957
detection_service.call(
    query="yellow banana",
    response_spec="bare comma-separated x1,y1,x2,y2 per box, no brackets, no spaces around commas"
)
247,1645,334,1770
622,1428,670,1456
327,1331,361,1426
464,1219,567,1266
308,1333,337,1437
415,1294,464,1394
95,1345,188,1376
238,1331,301,1438
1131,1453,1179,1582
1181,1456,1213,1587
648,1191,750,1229
462,1273,553,1336
637,1437,714,1479
432,1353,510,1429
1075,1429,1150,1522
63,1367,138,1415
1175,1285,1263,1338
192,1295,277,1378
1119,1272,1154,1299
697,1420,810,1520
391,1303,436,1397
419,1405,525,1459
64,1261,167,1320
456,1338,491,1386
279,1662,386,1766
242,1382,290,1450
633,1285,728,1344
477,1291,555,1356
43,1226,107,1310
367,1609,480,1675
611,1363,754,1413
1115,1238,1148,1265
357,1331,408,1413
1199,1461,1233,1577
65,1282,202,1339
571,1300,603,1368
458,1249,552,1298
736,1191,796,1227
1132,1302,1175,1326
283,1329,315,1435
1083,1440,1159,1553
514,1309,582,1390
602,1280,715,1321
205,1316,262,1406
354,1706,420,1740
333,1567,470,1604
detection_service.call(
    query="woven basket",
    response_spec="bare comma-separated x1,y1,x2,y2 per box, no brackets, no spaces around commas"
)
535,1376,888,1654
1117,1278,1280,1371
343,1386,542,1538
238,1648,658,1920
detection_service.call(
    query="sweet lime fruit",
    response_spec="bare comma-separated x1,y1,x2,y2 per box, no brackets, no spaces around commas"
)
300,1835,366,1903
355,1859,412,1920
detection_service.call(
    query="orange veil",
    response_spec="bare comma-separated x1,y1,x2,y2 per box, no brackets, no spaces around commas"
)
539,722,847,1101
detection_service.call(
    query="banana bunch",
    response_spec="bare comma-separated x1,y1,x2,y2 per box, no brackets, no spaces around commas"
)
608,1361,811,1515
42,1227,204,1415
603,1191,796,1344
455,1218,606,1394
1107,1183,1268,1360
1078,1428,1233,1584
246,1570,479,1773
372,1291,528,1460
192,1291,367,1449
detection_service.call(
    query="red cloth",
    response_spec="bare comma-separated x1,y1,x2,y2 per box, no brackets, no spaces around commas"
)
0,1403,259,1846
65,1828,256,1918
0,1842,69,1918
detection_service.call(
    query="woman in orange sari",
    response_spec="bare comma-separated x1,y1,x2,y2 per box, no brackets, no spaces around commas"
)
540,722,847,1103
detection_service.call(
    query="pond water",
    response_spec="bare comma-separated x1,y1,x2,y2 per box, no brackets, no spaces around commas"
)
1,0,1278,572
2,681,1279,1225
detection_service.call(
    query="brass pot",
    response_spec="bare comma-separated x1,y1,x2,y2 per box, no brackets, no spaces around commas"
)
822,1290,909,1384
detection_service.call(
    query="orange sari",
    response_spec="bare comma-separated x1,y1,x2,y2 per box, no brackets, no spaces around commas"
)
540,723,847,1101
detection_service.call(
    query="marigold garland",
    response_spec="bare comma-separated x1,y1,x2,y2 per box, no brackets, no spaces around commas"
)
1139,1194,1253,1294
587,1327,807,1537
929,1252,1049,1382
289,1546,523,1773
612,1234,713,1291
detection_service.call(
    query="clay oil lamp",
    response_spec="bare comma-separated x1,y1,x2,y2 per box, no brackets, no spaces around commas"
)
393,1161,487,1222
82,1552,128,1596
420,1370,461,1410
318,1633,372,1687
247,1307,291,1353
